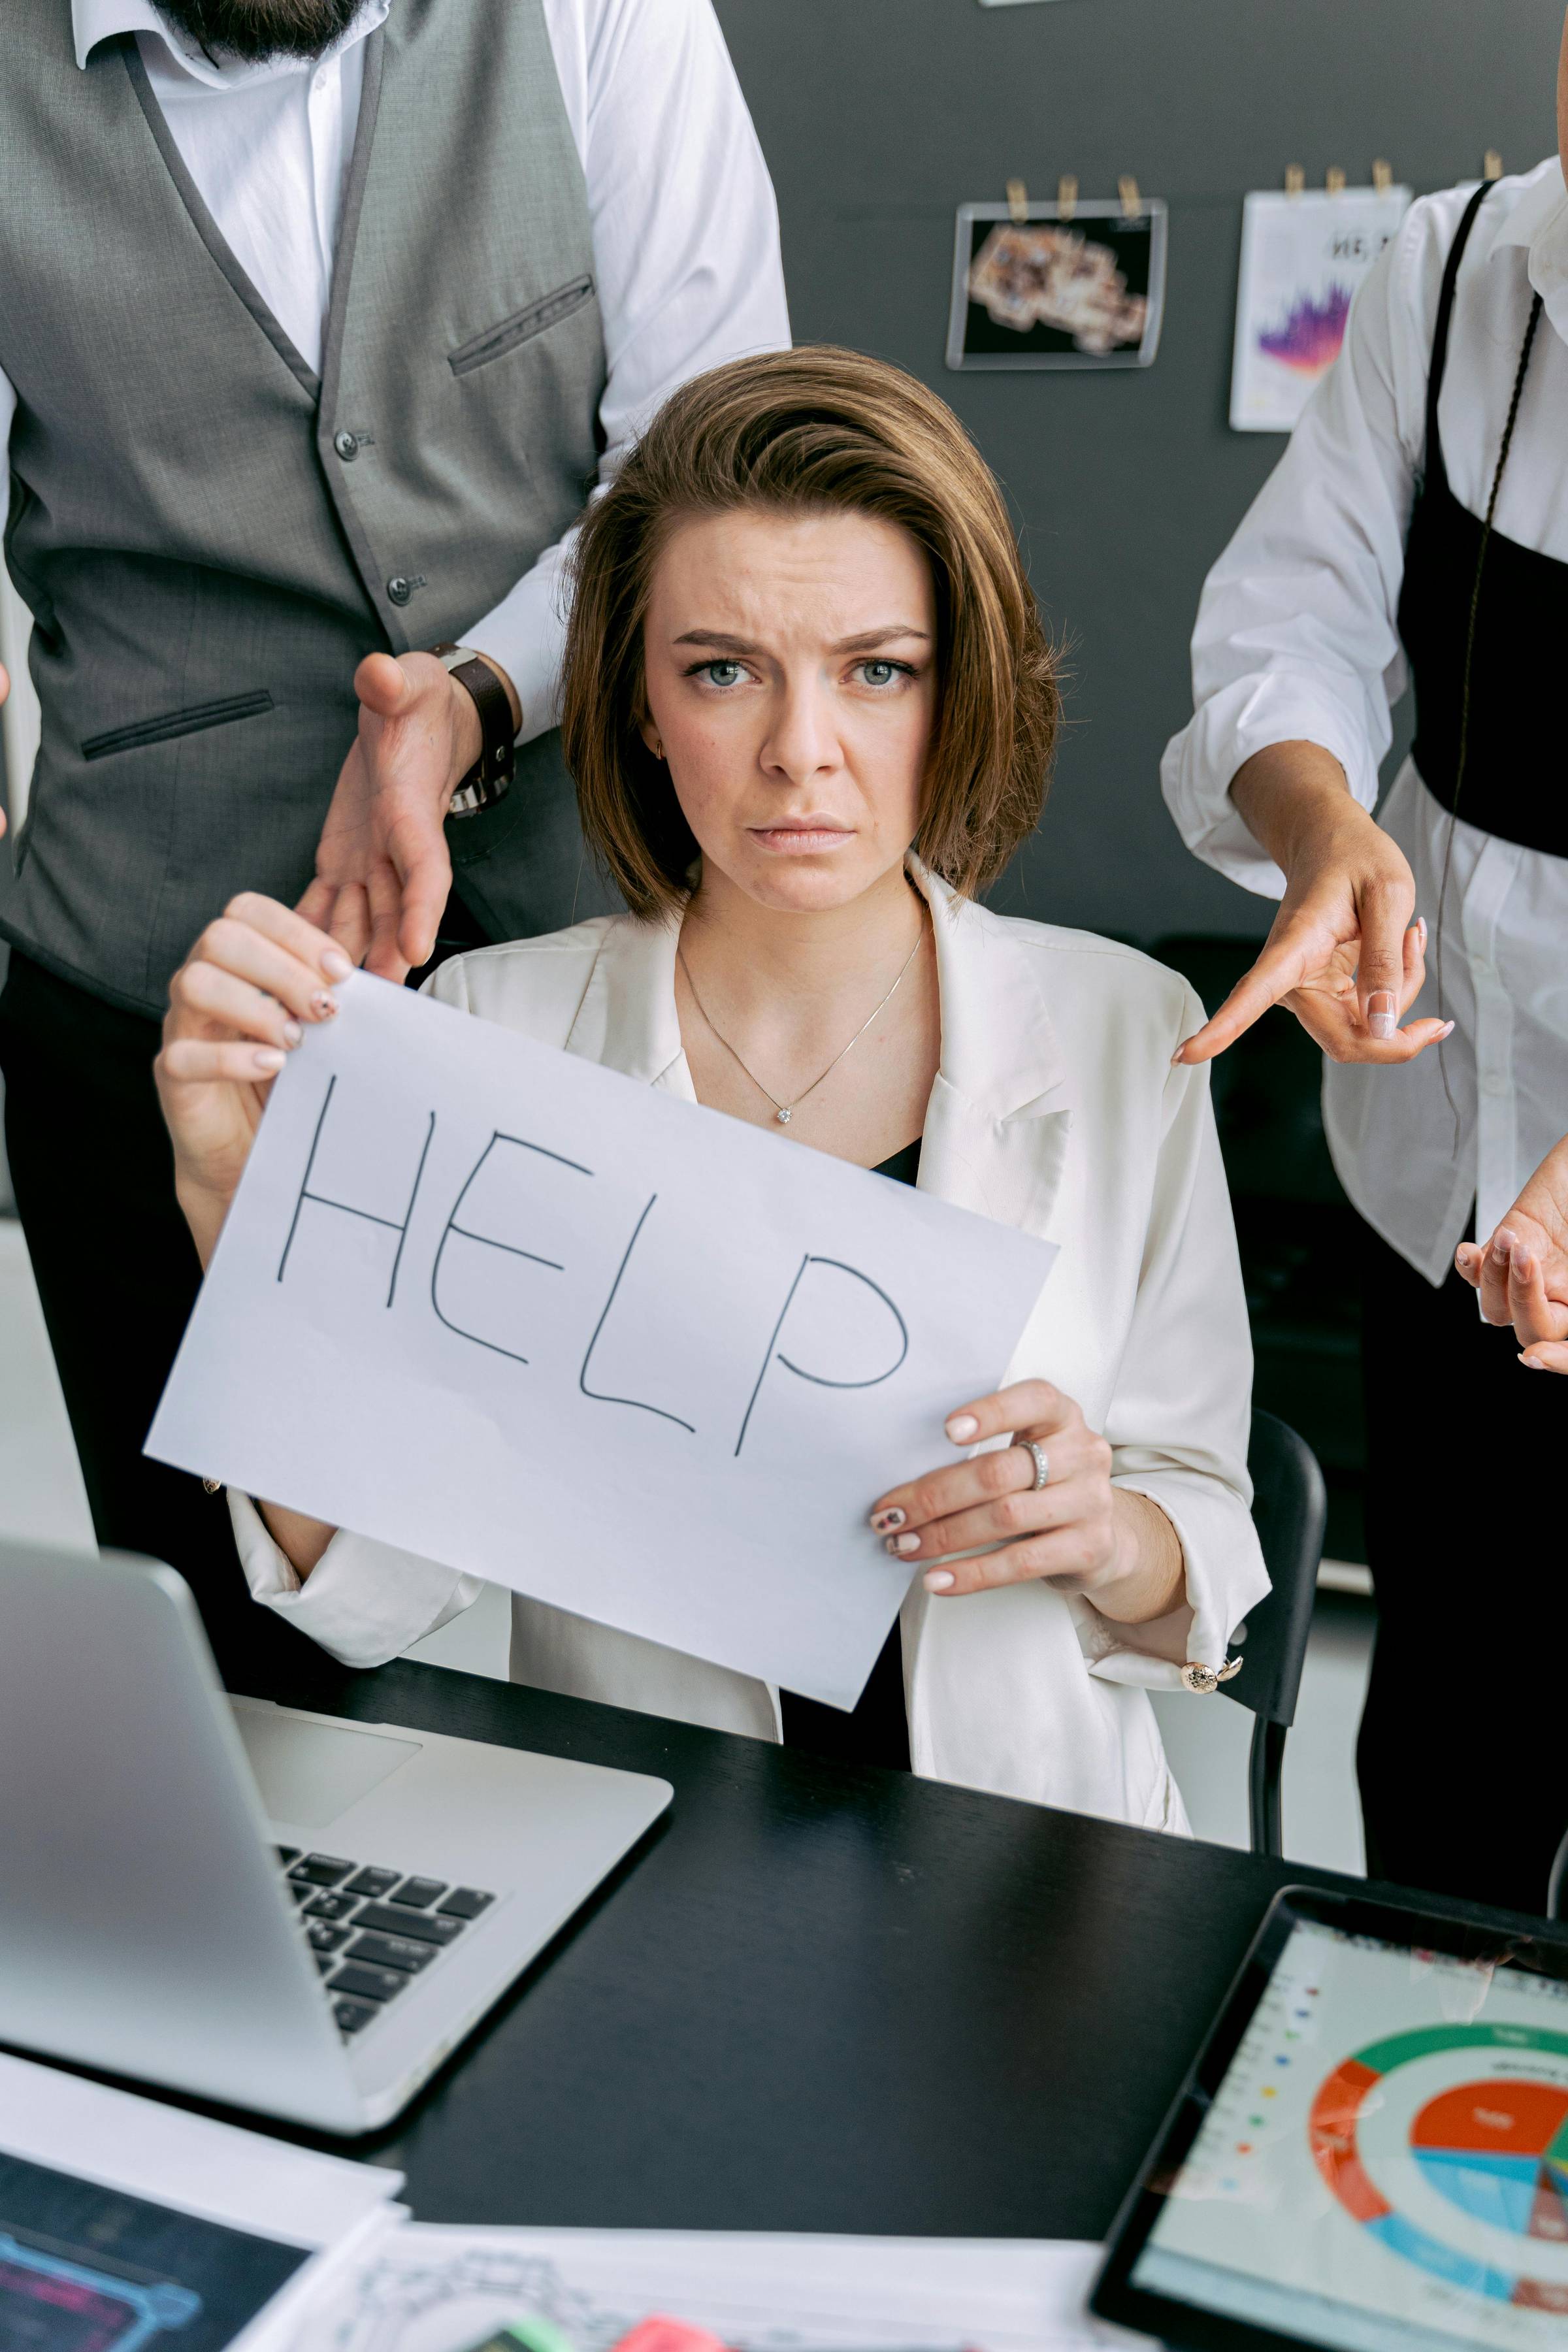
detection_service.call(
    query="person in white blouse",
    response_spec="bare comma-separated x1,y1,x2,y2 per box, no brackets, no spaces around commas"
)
0,0,786,1681
1160,15,1568,1912
152,347,1267,1830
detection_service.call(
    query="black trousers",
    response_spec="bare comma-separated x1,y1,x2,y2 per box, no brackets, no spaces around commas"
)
1359,1220,1568,1916
0,951,333,1687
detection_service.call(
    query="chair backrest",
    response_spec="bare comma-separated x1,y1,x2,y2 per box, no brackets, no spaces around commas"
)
1220,1409,1327,1730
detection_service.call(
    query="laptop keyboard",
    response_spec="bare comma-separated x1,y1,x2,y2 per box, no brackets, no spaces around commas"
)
274,1846,496,2040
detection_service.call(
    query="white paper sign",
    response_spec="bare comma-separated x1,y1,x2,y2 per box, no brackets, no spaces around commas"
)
1230,185,1411,433
148,974,1054,1708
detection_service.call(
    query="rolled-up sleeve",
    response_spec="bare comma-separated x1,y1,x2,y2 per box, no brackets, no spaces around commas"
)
1160,198,1437,896
1072,995,1271,1691
227,1491,487,1671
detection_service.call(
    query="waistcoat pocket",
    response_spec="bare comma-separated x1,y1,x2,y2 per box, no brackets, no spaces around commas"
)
448,278,596,376
82,690,275,762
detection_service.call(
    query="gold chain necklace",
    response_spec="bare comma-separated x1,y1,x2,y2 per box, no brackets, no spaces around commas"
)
676,922,927,1126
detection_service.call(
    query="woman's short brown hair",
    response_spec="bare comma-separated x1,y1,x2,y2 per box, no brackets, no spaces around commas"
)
561,344,1059,918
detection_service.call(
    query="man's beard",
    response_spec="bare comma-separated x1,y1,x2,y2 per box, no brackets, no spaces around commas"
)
157,0,364,61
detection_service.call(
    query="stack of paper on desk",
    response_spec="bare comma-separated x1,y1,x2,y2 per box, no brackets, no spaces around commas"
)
0,2053,1151,2351
290,2222,1152,2352
0,2050,402,2352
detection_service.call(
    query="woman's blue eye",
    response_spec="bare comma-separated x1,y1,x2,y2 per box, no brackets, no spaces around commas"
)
858,660,903,687
702,661,745,687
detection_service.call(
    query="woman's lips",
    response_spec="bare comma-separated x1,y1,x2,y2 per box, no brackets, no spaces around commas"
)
747,825,855,853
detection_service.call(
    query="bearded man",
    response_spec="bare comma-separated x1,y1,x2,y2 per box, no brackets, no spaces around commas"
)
0,0,787,1678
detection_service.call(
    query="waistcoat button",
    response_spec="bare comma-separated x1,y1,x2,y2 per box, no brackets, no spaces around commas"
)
333,429,358,461
386,576,411,605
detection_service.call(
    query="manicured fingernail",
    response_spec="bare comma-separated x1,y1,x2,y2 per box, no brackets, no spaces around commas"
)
282,1019,304,1045
321,947,353,980
923,1569,955,1593
871,1507,905,1532
1437,1021,1454,1039
310,990,338,1020
1367,992,1397,1040
1514,1248,1535,1277
1497,1228,1520,1255
946,1414,979,1443
253,1048,286,1073
1416,917,1428,946
887,1532,921,1557
1522,1354,1546,1370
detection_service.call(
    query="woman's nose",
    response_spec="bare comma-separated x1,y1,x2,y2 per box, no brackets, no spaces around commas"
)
760,683,839,783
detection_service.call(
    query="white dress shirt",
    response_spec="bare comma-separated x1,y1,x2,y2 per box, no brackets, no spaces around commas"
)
1,0,789,745
1163,159,1568,1282
224,870,1269,1835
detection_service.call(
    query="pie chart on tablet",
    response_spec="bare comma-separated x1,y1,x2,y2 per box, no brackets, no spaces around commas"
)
1411,2081,1568,2241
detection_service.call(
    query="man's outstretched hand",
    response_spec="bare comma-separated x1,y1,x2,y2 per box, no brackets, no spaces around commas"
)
1172,740,1454,1069
299,649,519,982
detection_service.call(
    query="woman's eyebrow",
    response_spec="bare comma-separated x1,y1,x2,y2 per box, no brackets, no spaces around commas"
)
670,625,932,652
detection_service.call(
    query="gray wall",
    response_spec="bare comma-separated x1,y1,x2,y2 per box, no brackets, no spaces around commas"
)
713,0,1564,942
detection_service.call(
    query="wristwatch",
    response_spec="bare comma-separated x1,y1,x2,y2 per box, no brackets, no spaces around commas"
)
431,643,515,818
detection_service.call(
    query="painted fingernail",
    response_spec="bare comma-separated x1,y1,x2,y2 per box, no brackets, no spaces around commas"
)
870,1507,905,1532
1522,1354,1547,1370
252,1048,286,1073
282,1019,304,1046
923,1569,955,1593
1514,1248,1535,1278
321,947,353,980
1497,1228,1520,1256
1416,917,1428,947
946,1413,979,1443
310,990,338,1020
887,1532,921,1556
1367,992,1397,1040
1437,1021,1455,1039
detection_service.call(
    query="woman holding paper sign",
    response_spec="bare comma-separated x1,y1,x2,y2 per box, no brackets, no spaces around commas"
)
155,348,1267,1831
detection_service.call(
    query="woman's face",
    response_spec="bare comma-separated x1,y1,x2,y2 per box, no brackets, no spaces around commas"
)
640,506,938,913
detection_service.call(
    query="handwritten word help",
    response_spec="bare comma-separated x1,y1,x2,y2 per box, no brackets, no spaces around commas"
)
150,973,1051,1706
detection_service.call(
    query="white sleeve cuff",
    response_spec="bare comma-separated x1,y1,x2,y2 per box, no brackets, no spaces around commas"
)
226,1491,487,1670
1075,1472,1271,1695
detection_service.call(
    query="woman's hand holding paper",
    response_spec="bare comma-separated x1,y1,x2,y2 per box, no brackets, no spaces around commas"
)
869,1379,1186,1633
155,894,352,1268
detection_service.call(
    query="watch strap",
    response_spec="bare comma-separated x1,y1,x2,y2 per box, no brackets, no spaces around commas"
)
431,643,515,817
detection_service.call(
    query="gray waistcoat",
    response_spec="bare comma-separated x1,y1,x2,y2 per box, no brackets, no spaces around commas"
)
1,0,613,1015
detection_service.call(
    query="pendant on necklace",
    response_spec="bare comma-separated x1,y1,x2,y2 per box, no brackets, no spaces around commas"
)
776,1107,792,1124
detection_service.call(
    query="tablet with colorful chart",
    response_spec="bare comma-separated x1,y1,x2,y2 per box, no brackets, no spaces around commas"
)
1094,1887,1568,2351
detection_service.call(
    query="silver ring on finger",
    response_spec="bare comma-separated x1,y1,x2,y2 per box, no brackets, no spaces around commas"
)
1015,1439,1051,1492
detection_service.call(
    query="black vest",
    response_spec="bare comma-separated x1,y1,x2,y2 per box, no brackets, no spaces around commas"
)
1396,180,1567,860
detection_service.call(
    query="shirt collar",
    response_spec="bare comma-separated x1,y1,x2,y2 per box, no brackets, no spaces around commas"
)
73,0,388,84
1488,156,1568,342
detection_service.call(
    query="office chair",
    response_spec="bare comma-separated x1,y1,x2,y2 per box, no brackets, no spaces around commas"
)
1220,1409,1328,1859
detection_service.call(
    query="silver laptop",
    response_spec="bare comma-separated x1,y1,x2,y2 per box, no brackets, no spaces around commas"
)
0,1540,672,2133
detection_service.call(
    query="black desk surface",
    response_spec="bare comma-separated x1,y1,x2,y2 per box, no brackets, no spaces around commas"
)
213,1650,1462,2240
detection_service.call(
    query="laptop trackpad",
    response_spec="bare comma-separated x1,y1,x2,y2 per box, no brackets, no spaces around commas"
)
233,1707,421,1829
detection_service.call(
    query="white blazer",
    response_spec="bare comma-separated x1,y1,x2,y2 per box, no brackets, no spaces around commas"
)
231,869,1269,1833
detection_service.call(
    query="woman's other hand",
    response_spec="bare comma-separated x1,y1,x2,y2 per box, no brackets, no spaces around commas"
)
868,1379,1186,1627
1456,1134,1568,1371
155,892,353,1266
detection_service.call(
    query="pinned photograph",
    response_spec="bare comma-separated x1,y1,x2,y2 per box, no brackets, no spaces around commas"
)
947,199,1167,372
1230,183,1411,431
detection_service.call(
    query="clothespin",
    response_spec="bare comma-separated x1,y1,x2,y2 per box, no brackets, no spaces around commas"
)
1484,149,1503,182
1326,166,1347,195
1373,158,1394,195
1057,172,1078,223
1006,177,1029,224
1119,174,1142,221
1285,165,1305,199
